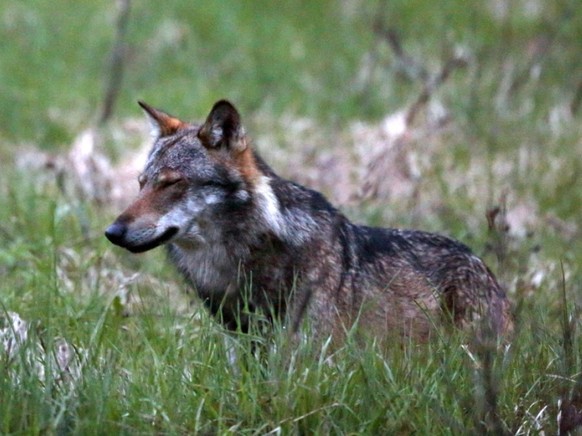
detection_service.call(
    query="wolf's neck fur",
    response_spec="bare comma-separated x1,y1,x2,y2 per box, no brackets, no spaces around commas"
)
167,166,318,298
254,175,285,237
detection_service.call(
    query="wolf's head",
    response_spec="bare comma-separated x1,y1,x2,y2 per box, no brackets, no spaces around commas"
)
105,100,268,253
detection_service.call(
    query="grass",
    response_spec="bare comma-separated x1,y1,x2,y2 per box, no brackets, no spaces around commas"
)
1,0,582,433
0,215,578,434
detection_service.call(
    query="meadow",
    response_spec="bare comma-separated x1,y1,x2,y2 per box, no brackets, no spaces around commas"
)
1,0,581,433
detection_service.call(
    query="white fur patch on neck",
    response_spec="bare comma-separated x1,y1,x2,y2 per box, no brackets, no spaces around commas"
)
254,175,284,236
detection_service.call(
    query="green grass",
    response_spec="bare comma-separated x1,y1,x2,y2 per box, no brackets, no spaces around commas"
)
0,200,579,434
0,150,580,434
1,0,582,433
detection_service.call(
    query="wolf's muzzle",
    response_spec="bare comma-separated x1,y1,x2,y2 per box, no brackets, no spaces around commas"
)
104,222,127,246
105,222,133,248
105,222,178,253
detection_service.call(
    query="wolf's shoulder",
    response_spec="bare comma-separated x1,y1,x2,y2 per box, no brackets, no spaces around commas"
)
267,175,340,222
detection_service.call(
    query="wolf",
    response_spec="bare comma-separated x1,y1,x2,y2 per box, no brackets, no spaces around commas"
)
105,100,513,341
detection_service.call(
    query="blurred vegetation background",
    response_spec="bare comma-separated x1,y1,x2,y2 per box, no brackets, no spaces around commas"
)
1,0,579,146
1,0,582,433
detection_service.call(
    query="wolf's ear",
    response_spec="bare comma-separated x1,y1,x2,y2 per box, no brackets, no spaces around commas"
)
138,101,187,138
198,100,247,153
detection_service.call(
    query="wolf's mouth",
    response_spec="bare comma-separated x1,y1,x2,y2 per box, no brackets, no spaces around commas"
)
127,227,179,253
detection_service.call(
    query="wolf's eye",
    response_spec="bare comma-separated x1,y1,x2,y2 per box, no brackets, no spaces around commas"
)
160,178,182,188
157,172,183,188
200,180,222,188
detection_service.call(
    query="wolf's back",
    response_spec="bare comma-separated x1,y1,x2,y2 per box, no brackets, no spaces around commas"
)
331,224,513,338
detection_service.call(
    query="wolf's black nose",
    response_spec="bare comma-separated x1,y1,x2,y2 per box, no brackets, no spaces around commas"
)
105,222,127,245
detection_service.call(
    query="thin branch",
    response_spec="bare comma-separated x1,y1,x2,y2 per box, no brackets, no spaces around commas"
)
570,78,582,116
405,54,468,126
378,27,428,82
99,0,132,125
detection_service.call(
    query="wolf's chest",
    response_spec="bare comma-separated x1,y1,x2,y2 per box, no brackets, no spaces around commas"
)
168,243,237,296
168,239,298,301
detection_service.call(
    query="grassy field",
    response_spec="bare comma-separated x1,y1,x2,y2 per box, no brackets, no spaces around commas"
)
1,0,582,433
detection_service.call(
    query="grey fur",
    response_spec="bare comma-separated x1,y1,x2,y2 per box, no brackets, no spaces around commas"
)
105,100,513,341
